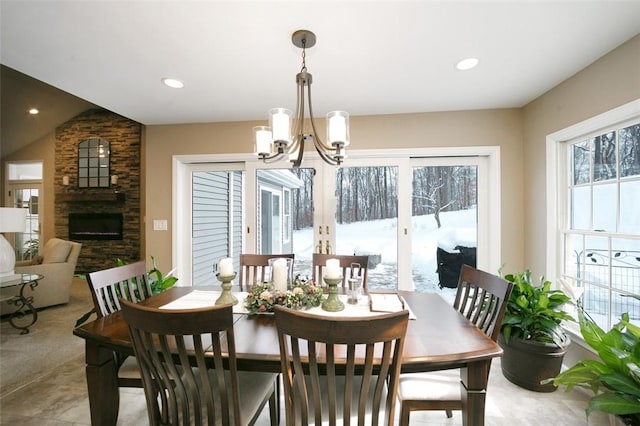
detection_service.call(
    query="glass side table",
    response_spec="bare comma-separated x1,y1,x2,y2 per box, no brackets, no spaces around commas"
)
0,273,43,334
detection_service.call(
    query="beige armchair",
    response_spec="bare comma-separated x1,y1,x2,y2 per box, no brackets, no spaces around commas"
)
1,238,82,312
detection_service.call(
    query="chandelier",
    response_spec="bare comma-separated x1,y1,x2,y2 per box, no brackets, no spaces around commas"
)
254,29,349,168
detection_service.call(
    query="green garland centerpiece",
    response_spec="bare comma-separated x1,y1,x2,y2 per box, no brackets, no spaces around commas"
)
244,276,323,314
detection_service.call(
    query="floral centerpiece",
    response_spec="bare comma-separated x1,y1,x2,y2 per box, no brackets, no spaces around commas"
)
244,275,323,314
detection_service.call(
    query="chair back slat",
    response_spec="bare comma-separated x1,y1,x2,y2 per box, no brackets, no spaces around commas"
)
452,264,513,341
120,299,245,426
86,261,152,317
275,306,408,426
312,253,370,288
239,253,295,291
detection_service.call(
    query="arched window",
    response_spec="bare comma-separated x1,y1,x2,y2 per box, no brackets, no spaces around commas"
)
78,138,110,187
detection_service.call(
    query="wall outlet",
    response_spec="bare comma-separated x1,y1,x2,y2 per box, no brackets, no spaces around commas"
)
153,219,168,231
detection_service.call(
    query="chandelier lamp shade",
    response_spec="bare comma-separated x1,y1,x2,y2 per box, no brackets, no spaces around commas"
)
0,207,27,277
254,29,350,168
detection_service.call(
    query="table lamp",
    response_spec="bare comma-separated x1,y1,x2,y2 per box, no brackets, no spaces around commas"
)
0,207,27,277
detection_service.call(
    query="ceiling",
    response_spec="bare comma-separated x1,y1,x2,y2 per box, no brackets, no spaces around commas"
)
2,1,640,157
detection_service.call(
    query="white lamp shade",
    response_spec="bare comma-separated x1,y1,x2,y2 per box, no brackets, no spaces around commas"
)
269,108,292,145
254,126,273,155
0,208,27,232
327,111,349,147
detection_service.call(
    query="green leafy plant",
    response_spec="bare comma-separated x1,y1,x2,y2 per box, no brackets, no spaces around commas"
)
75,256,177,327
542,308,640,424
501,269,574,346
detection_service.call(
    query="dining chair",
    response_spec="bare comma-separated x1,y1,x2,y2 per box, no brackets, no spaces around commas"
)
120,299,278,426
311,253,369,288
85,260,153,388
396,264,513,425
274,305,409,426
239,253,295,291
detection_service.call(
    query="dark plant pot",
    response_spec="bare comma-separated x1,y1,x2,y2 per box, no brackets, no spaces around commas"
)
498,333,570,392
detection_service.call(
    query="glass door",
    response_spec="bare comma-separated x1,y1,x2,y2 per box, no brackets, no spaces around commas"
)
6,185,41,262
333,164,399,291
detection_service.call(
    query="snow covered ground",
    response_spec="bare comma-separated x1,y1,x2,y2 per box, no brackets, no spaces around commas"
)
293,207,477,304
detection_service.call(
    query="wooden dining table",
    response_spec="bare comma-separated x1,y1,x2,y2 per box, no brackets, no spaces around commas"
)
73,286,503,426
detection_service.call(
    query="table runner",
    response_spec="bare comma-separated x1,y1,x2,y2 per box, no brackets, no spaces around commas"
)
160,289,416,319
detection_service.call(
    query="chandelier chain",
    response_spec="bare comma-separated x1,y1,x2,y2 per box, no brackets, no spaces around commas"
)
300,38,307,72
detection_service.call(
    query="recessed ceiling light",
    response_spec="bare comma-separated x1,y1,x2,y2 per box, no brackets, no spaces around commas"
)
28,108,39,115
161,78,184,89
456,57,479,71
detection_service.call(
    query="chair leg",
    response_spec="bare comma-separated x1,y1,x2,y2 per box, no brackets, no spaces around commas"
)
446,409,453,418
269,380,278,426
399,402,410,426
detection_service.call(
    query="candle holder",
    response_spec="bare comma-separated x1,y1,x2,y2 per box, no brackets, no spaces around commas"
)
215,272,238,305
322,276,345,312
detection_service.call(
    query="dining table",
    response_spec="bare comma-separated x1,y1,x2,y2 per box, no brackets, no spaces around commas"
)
73,286,503,426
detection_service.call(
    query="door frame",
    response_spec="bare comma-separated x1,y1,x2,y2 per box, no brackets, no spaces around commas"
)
173,146,500,287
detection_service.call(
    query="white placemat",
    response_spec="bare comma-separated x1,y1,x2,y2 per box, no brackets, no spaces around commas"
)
160,290,416,319
159,290,249,314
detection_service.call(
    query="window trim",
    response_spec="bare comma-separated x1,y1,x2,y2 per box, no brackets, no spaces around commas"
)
546,98,640,333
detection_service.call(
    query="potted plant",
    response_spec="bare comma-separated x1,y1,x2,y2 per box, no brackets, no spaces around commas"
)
498,269,575,392
542,308,640,425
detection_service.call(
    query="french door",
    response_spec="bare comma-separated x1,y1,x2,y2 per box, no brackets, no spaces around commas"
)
176,148,497,292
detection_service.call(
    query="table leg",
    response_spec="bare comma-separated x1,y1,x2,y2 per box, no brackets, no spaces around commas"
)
459,360,491,426
85,341,120,426
6,281,39,334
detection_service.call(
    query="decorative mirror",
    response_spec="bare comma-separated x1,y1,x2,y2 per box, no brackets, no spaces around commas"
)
78,138,110,188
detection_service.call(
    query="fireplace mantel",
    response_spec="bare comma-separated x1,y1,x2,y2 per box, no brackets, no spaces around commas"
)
58,192,126,203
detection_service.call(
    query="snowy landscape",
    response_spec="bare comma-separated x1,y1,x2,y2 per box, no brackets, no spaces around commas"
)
292,207,478,305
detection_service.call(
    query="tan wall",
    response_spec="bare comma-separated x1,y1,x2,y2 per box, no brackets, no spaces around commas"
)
145,109,524,275
3,131,57,244
522,34,640,278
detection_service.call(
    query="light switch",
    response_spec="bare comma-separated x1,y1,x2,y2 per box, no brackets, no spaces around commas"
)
153,219,168,231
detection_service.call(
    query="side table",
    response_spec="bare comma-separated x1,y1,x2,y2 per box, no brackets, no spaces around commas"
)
0,273,43,334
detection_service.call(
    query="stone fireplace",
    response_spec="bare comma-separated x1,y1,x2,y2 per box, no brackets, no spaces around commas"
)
55,109,142,273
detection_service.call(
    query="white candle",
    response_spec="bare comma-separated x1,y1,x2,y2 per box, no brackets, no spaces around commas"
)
325,258,341,279
218,257,233,276
272,258,288,292
328,115,346,143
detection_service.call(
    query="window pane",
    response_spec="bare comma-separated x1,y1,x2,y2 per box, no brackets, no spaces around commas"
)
613,292,640,327
620,180,640,234
411,165,477,303
592,183,617,232
336,166,398,291
571,186,590,230
620,123,640,177
7,162,43,180
610,238,640,294
564,233,585,281
583,284,609,330
572,140,590,185
592,132,616,181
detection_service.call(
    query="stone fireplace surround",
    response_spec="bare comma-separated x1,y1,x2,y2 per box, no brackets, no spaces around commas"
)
54,109,142,274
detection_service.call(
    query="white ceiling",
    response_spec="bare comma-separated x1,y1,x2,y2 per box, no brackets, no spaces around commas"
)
1,1,640,155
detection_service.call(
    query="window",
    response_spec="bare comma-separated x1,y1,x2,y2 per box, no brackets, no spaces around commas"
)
558,116,640,331
78,138,110,187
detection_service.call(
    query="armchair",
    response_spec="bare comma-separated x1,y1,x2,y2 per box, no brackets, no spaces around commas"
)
1,238,82,311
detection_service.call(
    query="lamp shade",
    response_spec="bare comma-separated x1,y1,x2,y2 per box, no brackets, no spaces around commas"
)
0,208,26,232
0,207,26,277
